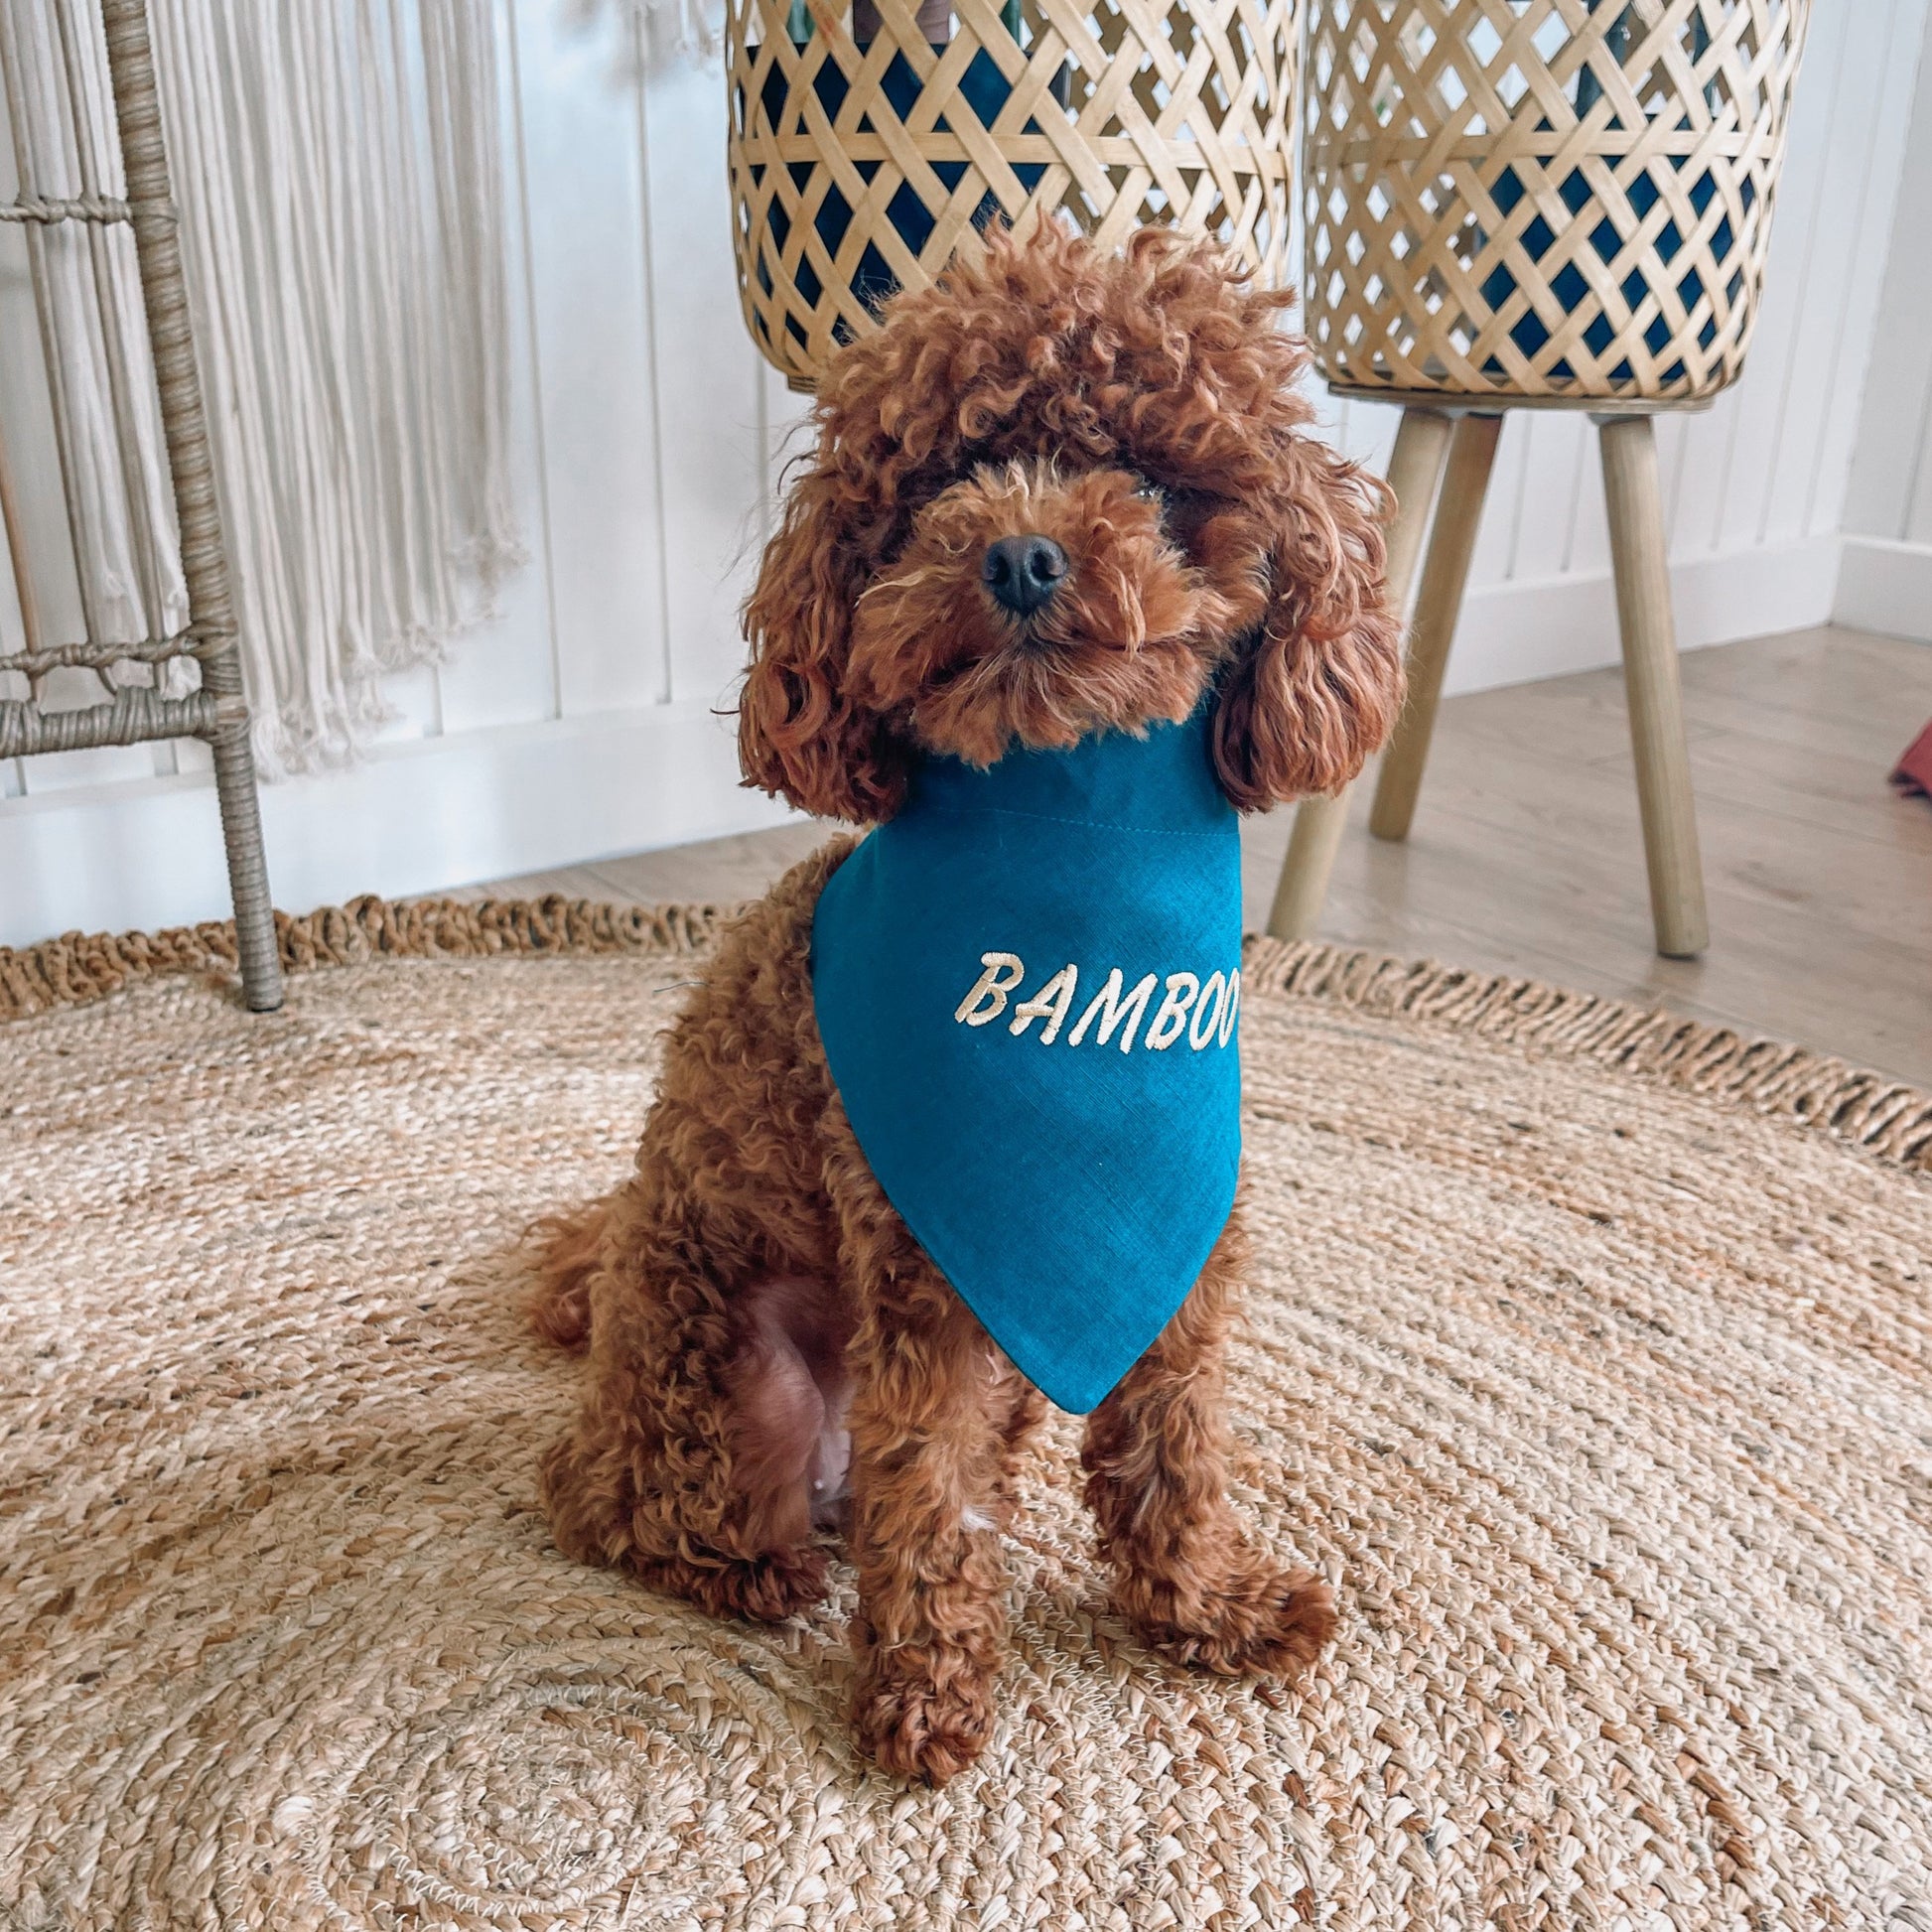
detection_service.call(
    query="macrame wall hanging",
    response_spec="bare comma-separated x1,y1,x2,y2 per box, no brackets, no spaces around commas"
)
576,0,726,70
0,0,518,777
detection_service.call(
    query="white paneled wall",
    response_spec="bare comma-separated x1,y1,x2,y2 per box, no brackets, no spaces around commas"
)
0,0,1926,947
1838,3,1932,643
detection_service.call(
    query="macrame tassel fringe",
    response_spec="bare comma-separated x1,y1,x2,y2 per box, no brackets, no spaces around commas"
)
0,0,519,776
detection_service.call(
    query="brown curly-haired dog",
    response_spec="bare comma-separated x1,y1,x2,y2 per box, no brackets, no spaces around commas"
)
533,223,1403,1783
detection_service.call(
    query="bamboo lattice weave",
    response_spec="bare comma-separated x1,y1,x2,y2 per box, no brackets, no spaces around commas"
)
1303,0,1810,401
728,0,1297,385
3,901,1931,1924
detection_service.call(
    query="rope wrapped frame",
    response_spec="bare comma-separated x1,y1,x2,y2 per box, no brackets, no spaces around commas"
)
1301,0,1810,403
0,88,211,755
1,0,280,1010
727,0,1300,386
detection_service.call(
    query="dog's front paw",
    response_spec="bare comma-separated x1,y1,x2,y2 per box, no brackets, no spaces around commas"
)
1120,1560,1337,1679
853,1653,996,1784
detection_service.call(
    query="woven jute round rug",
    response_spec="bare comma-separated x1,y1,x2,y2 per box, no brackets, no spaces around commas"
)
4,896,1930,1930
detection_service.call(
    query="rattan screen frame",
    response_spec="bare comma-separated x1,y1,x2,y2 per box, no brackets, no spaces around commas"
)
0,0,280,1008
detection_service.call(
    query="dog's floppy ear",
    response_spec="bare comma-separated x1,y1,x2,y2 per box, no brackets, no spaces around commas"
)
1210,441,1405,812
738,471,910,824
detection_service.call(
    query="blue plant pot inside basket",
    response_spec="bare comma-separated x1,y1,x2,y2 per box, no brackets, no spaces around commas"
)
1476,6,1746,387
752,5,1062,354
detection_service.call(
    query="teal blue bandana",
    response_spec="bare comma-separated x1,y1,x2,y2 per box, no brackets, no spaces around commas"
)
811,705,1242,1413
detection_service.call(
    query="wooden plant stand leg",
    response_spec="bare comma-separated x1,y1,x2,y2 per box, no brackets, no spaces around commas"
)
1265,405,1455,939
1595,414,1709,959
1367,411,1504,843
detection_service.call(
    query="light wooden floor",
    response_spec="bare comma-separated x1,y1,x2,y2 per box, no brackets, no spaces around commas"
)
460,625,1932,1086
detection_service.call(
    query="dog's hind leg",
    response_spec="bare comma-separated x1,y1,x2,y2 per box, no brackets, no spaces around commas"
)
525,1198,613,1352
1080,1207,1337,1679
537,1181,833,1625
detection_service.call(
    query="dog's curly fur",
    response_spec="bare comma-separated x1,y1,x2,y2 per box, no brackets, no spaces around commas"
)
533,224,1403,1783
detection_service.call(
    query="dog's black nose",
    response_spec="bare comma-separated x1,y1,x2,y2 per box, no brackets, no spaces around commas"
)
982,533,1067,616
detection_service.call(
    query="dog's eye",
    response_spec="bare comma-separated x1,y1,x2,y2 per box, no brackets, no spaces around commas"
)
1133,478,1166,506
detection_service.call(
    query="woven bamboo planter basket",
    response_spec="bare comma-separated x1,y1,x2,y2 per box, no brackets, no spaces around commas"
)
727,0,1299,388
1302,0,1811,402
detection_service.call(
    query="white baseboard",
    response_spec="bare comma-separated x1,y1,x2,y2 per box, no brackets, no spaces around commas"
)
0,699,798,950
1833,535,1932,643
0,532,1850,949
1444,532,1844,696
